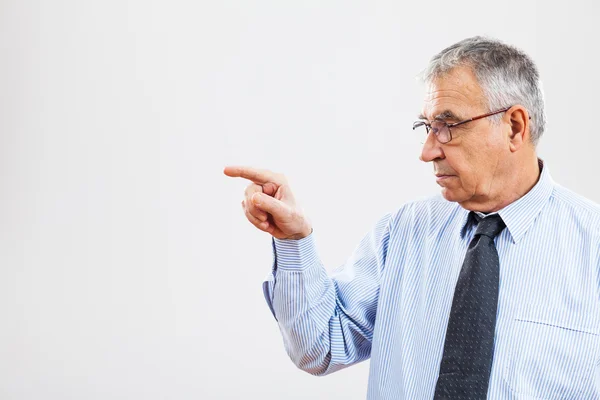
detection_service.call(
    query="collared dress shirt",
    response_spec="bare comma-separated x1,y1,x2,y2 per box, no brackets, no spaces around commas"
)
263,160,600,399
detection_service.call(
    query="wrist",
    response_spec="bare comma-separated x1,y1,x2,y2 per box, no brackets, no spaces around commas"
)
288,227,313,240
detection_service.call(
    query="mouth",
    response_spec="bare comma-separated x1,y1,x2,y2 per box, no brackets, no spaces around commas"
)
435,174,455,182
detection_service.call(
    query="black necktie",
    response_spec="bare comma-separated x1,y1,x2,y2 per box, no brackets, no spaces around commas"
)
434,213,506,399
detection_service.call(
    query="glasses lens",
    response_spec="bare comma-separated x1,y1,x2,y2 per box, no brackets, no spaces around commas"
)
431,121,451,143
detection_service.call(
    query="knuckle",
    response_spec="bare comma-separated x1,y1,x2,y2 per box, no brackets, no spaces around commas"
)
250,208,265,221
245,211,260,227
246,206,264,221
245,183,263,197
248,203,260,215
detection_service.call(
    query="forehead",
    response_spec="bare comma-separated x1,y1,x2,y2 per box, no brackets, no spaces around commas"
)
421,66,485,119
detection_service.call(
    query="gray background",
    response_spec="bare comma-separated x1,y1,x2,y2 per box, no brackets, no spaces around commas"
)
1,0,599,399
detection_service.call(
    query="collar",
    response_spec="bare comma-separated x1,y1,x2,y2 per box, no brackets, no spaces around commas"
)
459,158,555,244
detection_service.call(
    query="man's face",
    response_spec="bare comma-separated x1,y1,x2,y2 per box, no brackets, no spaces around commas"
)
419,66,509,208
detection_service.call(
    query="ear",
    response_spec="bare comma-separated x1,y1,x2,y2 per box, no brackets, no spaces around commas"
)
506,105,529,152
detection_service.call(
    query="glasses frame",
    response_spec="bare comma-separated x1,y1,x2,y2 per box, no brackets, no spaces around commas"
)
413,106,513,144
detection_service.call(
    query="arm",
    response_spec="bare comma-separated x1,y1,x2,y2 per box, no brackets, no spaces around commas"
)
263,213,392,376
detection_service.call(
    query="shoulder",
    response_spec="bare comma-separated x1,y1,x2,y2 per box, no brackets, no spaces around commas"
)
385,193,464,236
552,184,600,212
550,184,600,220
549,184,600,239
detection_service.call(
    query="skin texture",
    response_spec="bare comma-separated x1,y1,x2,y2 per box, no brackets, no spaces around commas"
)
419,65,540,213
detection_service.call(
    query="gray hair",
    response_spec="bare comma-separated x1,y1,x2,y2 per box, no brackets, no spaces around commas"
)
422,36,546,145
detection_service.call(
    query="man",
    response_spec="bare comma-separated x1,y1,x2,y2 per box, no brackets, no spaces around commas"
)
224,36,600,399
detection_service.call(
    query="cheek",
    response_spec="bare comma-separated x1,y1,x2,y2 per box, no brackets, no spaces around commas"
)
446,154,472,180
454,145,486,178
450,159,479,190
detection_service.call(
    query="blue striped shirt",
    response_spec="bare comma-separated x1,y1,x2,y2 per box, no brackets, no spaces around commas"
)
262,159,600,399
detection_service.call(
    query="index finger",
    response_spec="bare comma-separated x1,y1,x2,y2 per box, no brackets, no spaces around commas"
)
223,166,284,185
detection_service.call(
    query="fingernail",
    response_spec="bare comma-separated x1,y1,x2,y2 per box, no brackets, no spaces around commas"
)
252,193,261,205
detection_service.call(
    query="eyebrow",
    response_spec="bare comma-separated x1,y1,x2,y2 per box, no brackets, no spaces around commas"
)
417,110,463,122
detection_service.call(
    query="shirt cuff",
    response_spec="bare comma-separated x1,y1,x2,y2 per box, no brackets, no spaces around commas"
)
272,230,319,271
262,230,320,321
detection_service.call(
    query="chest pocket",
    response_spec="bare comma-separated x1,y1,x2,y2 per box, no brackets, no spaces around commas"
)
504,318,600,399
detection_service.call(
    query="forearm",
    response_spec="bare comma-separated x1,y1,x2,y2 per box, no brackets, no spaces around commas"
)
263,233,376,376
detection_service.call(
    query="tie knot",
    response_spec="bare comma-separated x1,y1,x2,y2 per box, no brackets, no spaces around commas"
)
473,213,506,239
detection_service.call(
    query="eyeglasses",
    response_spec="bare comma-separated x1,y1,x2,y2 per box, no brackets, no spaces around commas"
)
412,106,512,144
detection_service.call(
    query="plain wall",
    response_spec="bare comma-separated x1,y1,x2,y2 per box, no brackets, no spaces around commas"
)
1,1,599,399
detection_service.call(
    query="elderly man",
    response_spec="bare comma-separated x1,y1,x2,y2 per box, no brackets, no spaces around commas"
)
224,36,600,399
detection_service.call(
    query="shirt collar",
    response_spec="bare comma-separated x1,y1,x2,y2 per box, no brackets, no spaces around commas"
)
459,158,555,244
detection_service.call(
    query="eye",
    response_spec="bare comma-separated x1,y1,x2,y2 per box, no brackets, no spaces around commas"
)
451,123,469,131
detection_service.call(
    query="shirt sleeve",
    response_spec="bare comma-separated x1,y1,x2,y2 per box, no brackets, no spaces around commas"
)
262,212,392,376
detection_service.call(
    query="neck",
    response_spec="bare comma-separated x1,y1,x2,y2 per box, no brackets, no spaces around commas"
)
461,156,541,213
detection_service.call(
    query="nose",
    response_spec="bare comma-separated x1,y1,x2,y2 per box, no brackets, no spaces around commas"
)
419,130,445,163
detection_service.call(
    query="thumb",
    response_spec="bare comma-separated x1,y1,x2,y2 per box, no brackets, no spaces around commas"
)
252,192,288,218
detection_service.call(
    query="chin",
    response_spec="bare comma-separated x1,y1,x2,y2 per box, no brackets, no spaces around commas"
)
440,188,466,203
